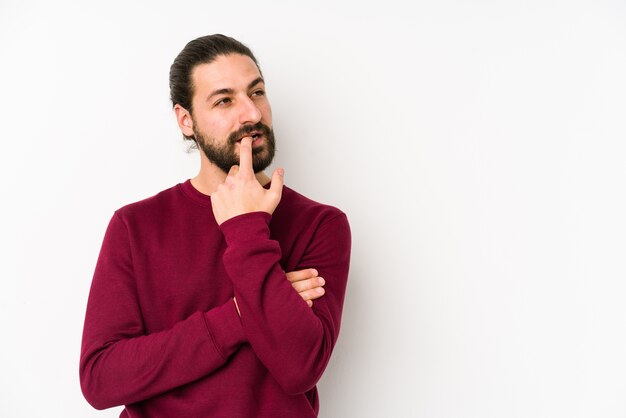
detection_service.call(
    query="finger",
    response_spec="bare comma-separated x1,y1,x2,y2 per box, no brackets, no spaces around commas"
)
307,300,313,308
238,136,254,176
298,287,325,302
286,269,318,283
227,164,239,177
269,167,285,197
291,277,325,293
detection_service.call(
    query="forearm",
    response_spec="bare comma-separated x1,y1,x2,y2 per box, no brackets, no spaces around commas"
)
232,264,334,394
80,300,244,409
220,212,350,394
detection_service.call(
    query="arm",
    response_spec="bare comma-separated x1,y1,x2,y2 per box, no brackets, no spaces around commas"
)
80,212,326,409
221,212,351,394
79,212,246,409
211,137,351,394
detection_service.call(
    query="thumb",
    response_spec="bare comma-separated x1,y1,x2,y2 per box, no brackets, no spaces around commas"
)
269,167,284,199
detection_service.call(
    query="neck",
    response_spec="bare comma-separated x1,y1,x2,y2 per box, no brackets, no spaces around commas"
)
190,156,271,196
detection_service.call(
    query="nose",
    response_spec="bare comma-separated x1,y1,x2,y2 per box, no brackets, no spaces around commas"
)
238,95,262,125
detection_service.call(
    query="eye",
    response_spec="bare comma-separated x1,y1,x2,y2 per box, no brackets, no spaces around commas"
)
251,89,266,98
214,97,232,107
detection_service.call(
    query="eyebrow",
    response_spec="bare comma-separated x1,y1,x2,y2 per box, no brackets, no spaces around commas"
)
206,77,265,102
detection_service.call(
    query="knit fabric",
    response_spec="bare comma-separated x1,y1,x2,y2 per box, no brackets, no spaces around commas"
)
80,180,351,417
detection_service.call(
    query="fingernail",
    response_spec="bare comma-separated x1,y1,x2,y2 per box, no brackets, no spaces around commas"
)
316,287,325,294
318,278,325,285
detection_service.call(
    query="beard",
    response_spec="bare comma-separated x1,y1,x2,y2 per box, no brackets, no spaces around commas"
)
193,121,276,174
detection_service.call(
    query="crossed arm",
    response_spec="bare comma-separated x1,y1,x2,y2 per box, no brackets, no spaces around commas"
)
80,239,328,409
80,137,343,408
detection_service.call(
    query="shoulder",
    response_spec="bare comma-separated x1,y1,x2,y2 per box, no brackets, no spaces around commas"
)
278,185,346,218
275,185,348,229
113,183,184,223
273,186,351,272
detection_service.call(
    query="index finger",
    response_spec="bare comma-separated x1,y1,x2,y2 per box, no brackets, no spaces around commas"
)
238,136,254,176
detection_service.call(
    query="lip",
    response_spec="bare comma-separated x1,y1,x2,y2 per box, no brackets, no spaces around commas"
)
239,130,261,140
252,135,265,146
235,135,265,148
236,131,264,143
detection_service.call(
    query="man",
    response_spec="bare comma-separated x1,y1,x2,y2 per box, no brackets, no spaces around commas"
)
80,34,351,417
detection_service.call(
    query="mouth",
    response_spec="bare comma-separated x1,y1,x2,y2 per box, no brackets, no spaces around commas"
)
237,131,264,143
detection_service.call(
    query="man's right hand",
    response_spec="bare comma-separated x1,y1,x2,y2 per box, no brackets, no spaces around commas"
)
286,269,326,308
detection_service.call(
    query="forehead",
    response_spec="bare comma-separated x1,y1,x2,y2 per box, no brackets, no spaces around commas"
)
191,54,262,95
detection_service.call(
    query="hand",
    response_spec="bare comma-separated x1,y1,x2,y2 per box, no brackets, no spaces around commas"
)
211,136,284,225
286,268,326,308
233,268,325,316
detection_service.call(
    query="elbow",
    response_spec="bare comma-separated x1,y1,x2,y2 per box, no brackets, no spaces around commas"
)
83,396,111,411
80,376,112,410
274,326,337,395
273,358,328,395
79,357,119,410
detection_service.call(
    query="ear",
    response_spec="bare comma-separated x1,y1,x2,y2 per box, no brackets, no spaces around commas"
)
174,104,195,137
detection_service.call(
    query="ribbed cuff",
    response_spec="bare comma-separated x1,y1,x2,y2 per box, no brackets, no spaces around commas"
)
202,300,247,361
219,212,271,246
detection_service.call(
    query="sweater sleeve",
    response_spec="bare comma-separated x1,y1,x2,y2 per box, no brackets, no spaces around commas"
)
79,212,246,410
219,210,351,395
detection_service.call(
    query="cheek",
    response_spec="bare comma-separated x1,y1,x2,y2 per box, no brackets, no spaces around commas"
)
199,116,232,137
262,102,273,123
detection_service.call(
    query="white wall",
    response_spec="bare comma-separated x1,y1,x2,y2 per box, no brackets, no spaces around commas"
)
1,1,625,417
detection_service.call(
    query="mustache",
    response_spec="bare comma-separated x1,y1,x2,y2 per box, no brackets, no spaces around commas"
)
227,122,272,145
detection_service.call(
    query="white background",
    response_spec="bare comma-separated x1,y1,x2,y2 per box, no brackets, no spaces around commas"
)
1,1,625,417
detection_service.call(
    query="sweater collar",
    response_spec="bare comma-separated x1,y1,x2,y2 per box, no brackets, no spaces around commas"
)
178,179,212,207
178,178,274,208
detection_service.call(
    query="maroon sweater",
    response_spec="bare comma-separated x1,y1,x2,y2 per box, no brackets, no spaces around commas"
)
80,180,351,417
